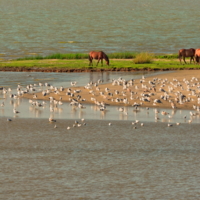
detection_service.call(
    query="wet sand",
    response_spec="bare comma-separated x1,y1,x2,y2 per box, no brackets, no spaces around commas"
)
22,70,200,110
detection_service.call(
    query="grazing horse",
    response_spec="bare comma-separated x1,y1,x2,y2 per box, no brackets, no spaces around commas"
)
178,48,195,64
195,49,200,64
89,51,109,66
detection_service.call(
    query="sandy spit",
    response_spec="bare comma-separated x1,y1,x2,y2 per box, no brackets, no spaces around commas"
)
22,70,200,110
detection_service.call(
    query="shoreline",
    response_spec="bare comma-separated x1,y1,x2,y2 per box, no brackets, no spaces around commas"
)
0,67,198,73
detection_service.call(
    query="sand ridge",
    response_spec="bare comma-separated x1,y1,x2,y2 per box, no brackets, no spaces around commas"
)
22,70,200,110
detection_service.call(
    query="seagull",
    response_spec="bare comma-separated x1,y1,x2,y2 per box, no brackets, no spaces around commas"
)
118,107,124,112
7,118,12,122
67,126,71,130
108,122,112,126
71,81,77,86
49,117,56,122
13,108,20,114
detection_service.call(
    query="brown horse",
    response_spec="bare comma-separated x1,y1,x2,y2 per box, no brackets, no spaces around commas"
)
178,48,195,64
195,49,200,64
89,51,109,66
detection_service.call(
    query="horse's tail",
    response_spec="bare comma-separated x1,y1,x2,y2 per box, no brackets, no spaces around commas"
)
88,54,92,66
178,49,182,58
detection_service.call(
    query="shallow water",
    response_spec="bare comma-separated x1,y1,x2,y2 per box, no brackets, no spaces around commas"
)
0,70,169,89
0,71,198,123
1,0,200,59
1,118,200,199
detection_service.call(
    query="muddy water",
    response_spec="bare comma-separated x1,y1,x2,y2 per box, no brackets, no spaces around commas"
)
1,118,200,199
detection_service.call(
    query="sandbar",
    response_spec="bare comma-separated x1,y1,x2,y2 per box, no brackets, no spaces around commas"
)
22,70,200,110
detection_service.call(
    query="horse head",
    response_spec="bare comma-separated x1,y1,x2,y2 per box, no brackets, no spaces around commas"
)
104,54,109,66
106,59,109,66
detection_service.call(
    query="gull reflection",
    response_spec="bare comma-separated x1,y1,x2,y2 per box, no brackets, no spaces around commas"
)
100,110,106,119
78,110,84,119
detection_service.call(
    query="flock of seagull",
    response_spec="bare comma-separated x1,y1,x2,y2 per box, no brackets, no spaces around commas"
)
1,73,200,129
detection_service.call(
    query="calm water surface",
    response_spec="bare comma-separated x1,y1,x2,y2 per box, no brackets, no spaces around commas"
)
1,0,200,59
0,71,200,199
1,118,200,199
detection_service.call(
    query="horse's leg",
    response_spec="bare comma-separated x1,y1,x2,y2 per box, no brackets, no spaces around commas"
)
89,56,92,66
179,55,182,64
192,56,195,64
195,56,198,64
190,56,194,64
101,59,103,66
195,56,197,64
96,59,100,66
197,56,200,64
183,56,187,64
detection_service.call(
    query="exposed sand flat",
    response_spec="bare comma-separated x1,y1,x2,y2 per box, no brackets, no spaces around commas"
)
22,70,200,110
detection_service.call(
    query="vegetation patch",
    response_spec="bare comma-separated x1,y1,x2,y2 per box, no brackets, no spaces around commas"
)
133,52,154,64
15,52,179,61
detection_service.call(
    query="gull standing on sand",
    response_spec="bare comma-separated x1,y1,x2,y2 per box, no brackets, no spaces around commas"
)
49,117,56,122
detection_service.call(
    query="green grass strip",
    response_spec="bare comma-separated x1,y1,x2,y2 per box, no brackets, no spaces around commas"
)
15,52,179,61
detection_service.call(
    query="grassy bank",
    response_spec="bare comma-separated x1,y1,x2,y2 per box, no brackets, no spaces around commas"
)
0,59,199,72
0,52,199,72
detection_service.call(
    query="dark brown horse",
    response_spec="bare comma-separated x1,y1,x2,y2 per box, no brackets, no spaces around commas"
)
195,49,200,64
89,51,109,66
178,48,195,64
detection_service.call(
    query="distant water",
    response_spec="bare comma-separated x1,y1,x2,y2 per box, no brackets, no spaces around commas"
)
1,0,200,60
